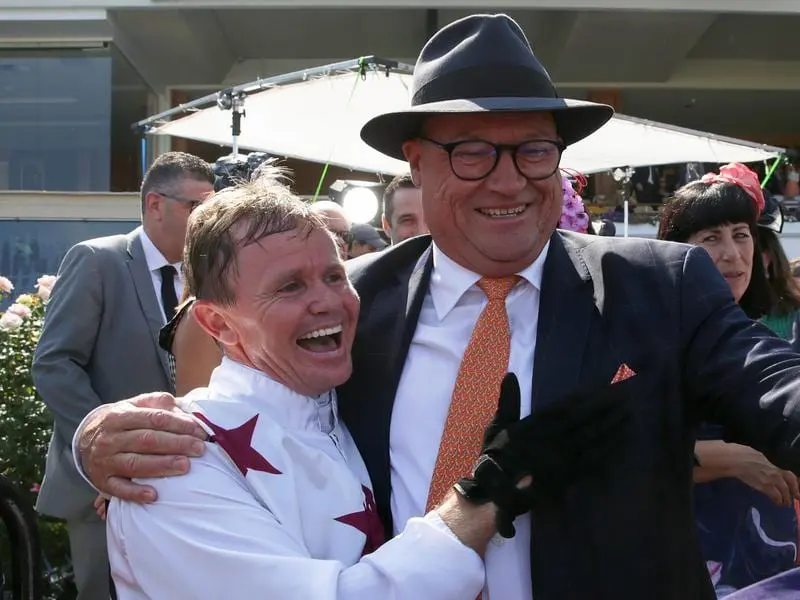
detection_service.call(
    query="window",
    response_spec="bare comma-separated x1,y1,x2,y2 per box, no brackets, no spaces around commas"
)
0,49,112,191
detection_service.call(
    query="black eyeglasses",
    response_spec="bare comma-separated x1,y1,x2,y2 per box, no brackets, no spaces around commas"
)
420,137,566,181
156,192,204,212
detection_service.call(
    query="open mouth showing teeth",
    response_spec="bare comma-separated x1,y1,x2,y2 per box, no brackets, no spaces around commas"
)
477,205,527,218
297,324,343,353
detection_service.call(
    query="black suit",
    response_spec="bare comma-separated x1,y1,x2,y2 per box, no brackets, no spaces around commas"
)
338,231,800,600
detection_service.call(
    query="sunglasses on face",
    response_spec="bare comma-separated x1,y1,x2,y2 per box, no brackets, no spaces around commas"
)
156,192,204,212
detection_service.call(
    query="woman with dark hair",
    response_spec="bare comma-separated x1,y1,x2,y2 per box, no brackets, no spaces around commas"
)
658,163,800,597
757,193,800,340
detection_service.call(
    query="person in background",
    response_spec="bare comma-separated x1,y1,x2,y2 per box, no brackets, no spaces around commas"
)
311,201,352,258
757,193,800,340
348,223,388,258
382,173,428,244
32,151,214,600
658,163,800,597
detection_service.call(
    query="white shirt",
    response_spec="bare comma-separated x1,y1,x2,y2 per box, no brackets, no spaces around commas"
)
139,228,183,323
107,357,484,600
390,241,548,600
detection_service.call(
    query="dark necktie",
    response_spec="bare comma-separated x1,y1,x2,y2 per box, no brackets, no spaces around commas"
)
159,265,179,322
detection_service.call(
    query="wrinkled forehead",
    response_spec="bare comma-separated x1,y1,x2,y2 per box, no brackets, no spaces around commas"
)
422,111,558,140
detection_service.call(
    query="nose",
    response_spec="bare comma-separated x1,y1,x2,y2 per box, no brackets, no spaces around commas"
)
485,149,527,195
718,237,739,262
308,280,342,315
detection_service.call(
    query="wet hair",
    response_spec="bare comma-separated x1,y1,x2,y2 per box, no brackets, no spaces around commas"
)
184,165,326,306
657,180,772,319
758,227,800,315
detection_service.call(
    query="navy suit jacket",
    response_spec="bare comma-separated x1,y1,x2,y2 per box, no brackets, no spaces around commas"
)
337,230,800,600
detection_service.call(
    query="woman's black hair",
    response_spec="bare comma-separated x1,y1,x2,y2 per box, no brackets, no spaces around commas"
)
757,227,800,315
657,180,772,319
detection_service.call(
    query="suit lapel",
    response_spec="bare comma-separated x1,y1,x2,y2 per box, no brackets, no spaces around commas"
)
126,229,171,381
339,240,432,535
393,246,434,395
532,232,599,410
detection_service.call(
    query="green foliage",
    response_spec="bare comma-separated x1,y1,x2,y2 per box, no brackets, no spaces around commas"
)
0,279,74,597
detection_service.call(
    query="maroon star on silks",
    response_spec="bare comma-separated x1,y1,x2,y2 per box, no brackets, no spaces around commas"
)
193,413,281,477
335,485,386,556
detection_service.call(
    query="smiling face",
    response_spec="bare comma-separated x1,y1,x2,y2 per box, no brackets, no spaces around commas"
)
687,222,754,302
194,226,360,397
384,187,427,244
402,112,563,277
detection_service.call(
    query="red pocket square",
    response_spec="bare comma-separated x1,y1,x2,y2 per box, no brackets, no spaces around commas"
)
611,363,636,384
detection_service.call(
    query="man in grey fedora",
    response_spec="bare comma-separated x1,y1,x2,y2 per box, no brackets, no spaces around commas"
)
69,13,800,600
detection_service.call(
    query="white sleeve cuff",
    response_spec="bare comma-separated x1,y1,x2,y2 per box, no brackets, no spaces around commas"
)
355,513,486,599
71,405,105,493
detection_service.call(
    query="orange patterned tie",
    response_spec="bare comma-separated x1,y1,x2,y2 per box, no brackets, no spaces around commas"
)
426,275,520,512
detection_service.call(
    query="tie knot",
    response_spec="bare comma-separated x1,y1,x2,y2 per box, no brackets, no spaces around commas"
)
477,275,520,300
160,265,176,279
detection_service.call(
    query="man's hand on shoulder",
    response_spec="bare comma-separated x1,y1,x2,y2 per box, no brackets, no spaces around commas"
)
78,392,208,502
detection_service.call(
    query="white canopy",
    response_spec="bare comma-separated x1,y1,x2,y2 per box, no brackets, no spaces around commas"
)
149,68,785,175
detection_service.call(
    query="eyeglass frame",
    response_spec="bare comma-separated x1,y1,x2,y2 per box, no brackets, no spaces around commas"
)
418,137,566,182
154,191,205,212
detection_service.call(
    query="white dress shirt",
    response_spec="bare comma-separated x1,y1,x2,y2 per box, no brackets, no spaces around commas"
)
107,358,484,600
390,241,549,600
139,229,183,323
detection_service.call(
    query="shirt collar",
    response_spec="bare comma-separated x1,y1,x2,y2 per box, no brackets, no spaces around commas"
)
204,357,338,433
140,228,181,273
430,240,550,321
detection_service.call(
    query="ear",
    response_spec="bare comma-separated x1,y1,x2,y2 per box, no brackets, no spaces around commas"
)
143,191,164,219
381,214,391,236
402,140,423,188
192,300,240,349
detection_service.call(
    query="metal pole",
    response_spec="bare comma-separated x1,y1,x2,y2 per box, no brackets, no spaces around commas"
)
131,56,413,132
623,198,629,238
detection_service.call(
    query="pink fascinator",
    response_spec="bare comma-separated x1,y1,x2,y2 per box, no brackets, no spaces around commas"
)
700,163,765,215
560,174,590,233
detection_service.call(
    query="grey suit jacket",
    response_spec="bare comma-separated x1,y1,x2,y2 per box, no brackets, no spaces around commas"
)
32,227,174,520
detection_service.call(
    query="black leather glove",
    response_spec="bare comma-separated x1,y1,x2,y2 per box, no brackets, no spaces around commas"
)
456,372,631,538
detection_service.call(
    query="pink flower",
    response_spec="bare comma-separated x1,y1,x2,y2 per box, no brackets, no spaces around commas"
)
30,483,40,494
37,286,52,302
0,276,13,295
37,274,57,290
0,312,23,331
560,176,590,233
700,163,765,215
7,303,31,319
36,275,57,301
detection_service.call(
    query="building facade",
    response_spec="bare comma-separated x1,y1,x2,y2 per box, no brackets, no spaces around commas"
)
2,1,800,293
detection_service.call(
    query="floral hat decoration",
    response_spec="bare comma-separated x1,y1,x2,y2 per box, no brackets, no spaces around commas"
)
560,171,590,234
700,162,765,216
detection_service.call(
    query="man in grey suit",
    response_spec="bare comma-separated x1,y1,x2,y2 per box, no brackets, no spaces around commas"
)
32,151,214,599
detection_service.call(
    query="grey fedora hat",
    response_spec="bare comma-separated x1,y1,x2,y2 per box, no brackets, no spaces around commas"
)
361,13,614,161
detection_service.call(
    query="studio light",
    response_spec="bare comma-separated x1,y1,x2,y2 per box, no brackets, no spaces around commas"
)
329,180,385,225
